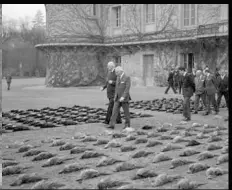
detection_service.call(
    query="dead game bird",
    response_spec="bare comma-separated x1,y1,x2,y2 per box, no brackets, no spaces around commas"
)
11,173,48,186
2,161,19,168
115,162,143,172
120,145,137,152
31,180,65,189
59,163,89,174
32,152,56,161
131,150,154,158
187,163,210,174
206,167,228,179
76,169,111,183
97,177,130,189
153,153,172,163
59,143,76,151
170,158,195,169
80,151,106,159
42,157,75,167
96,157,124,167
216,154,228,165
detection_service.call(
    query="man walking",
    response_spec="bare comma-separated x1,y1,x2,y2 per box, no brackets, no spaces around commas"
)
193,70,206,114
203,68,218,115
108,66,131,129
216,68,228,110
101,62,122,124
6,73,12,90
178,67,195,121
165,68,177,94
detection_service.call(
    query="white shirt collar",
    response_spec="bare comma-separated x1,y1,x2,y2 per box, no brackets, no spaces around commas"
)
111,68,115,73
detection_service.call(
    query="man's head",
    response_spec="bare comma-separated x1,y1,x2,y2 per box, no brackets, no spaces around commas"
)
204,68,210,76
220,69,226,76
115,66,124,76
196,70,202,77
178,67,185,75
107,61,115,72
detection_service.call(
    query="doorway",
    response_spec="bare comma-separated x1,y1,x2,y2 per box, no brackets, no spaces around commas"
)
143,54,154,86
182,53,194,72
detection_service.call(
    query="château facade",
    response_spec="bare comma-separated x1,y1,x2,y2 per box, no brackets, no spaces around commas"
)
36,4,228,87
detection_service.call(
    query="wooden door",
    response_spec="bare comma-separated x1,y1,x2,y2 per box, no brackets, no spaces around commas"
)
143,55,154,86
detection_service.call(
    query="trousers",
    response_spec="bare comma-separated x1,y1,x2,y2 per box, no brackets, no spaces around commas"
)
105,98,122,123
183,96,191,119
110,101,130,127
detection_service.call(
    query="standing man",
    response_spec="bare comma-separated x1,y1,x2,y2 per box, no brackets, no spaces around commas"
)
165,68,177,94
178,67,195,121
216,68,228,110
173,68,179,92
6,73,12,90
203,68,218,115
108,66,131,129
101,62,122,125
193,70,206,114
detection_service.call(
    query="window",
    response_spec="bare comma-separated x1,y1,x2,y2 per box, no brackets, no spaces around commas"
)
93,4,97,16
145,4,155,23
112,6,121,27
113,56,121,66
183,4,196,26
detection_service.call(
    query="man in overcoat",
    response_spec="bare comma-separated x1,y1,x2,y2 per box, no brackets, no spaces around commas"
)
108,66,131,129
178,67,195,121
216,68,228,110
203,68,218,115
101,62,122,124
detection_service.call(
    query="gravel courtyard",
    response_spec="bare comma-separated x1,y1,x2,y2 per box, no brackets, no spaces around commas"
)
1,78,228,189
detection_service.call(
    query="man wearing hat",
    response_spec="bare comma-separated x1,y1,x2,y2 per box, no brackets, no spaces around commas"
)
203,68,218,115
178,67,195,121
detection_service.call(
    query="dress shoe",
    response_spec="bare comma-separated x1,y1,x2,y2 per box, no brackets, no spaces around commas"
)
203,112,209,116
182,117,191,121
107,125,115,129
193,111,198,114
116,120,122,124
123,125,130,129
103,121,109,124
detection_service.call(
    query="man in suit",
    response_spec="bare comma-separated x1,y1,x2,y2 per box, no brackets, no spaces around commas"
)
6,73,12,90
164,68,177,94
178,67,195,121
203,68,218,115
101,61,122,125
193,70,206,114
173,68,179,92
216,68,228,110
108,66,131,129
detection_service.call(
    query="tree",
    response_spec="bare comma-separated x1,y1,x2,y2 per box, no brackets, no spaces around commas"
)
32,10,45,29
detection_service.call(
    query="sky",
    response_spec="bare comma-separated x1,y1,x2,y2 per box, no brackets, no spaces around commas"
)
2,4,46,21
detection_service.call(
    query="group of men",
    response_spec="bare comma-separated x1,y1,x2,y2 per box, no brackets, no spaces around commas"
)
170,66,228,121
102,61,228,128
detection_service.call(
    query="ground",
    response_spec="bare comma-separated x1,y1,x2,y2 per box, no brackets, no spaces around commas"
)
1,78,229,189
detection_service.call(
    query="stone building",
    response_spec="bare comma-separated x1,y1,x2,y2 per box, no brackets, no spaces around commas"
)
36,4,228,87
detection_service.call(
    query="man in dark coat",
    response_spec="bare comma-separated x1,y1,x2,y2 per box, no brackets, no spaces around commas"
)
165,68,177,94
108,66,131,129
216,68,228,110
203,68,219,115
173,69,179,92
101,62,122,124
193,70,206,113
6,74,12,90
178,67,195,121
